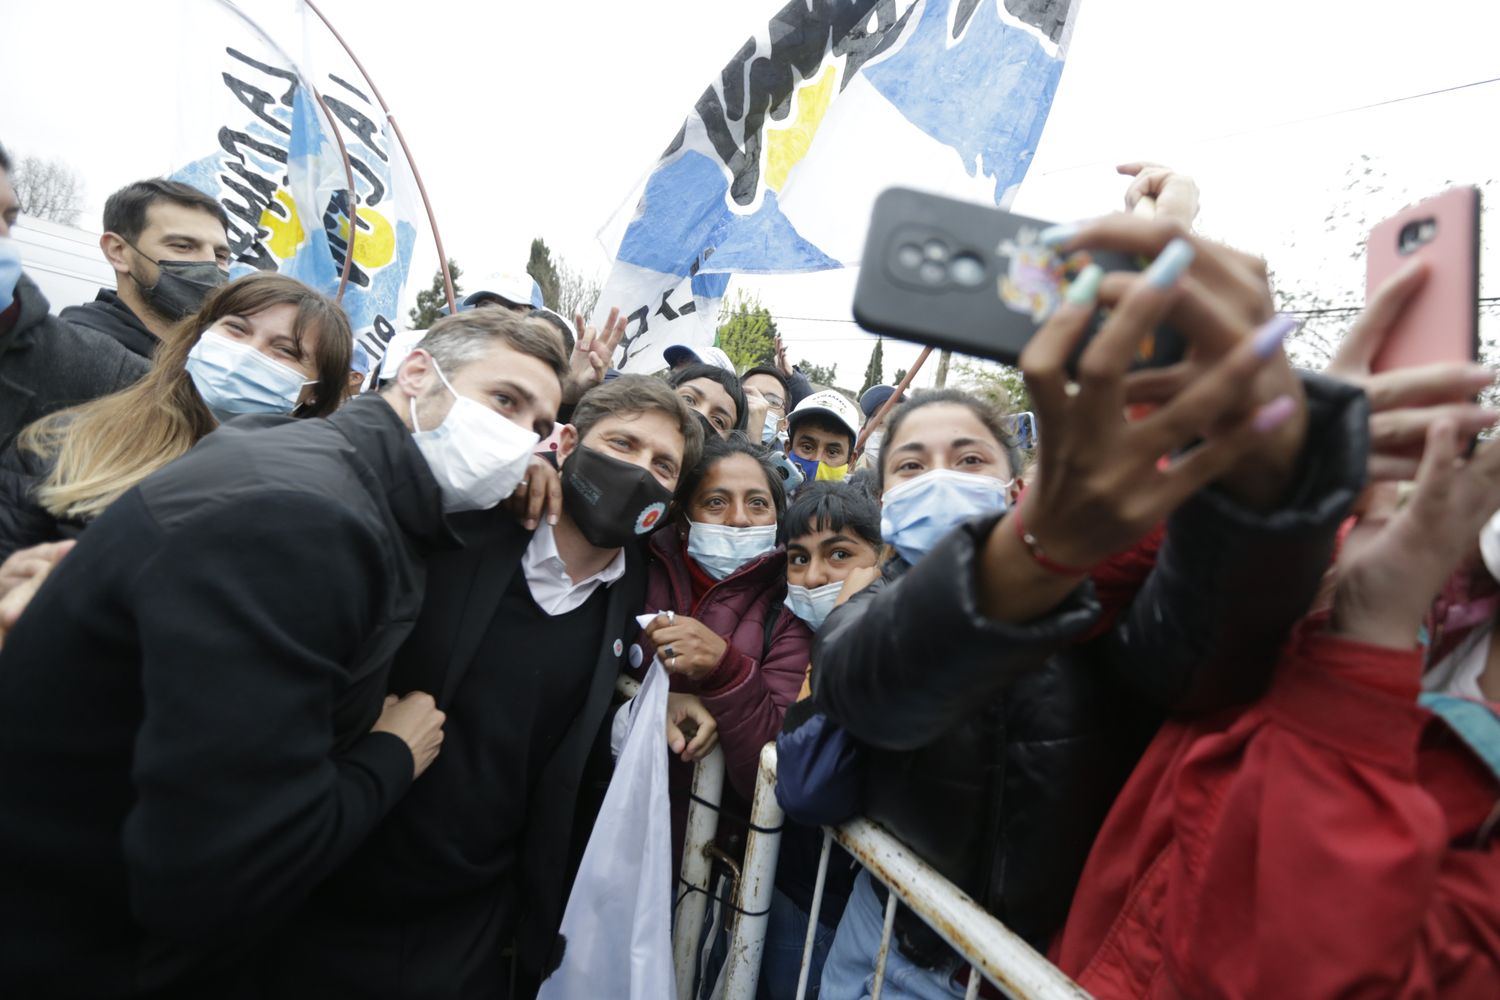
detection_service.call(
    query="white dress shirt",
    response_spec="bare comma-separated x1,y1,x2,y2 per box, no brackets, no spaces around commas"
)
521,521,627,617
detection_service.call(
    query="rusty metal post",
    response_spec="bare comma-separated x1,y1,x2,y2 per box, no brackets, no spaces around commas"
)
793,830,834,1000
721,743,785,1000
675,746,726,999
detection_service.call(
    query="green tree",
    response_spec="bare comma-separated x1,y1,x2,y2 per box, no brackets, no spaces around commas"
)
859,337,885,396
716,292,779,372
953,357,1031,413
407,259,463,329
798,359,838,386
527,238,562,310
892,366,908,386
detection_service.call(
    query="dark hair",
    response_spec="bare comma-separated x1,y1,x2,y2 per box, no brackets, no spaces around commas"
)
675,432,786,520
0,142,10,174
875,388,1022,490
740,365,790,401
417,308,569,385
787,410,855,453
529,307,575,355
782,481,881,547
103,179,230,243
572,374,704,476
668,362,747,431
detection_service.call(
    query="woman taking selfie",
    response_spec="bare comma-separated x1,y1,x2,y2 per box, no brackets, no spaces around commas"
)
0,272,352,559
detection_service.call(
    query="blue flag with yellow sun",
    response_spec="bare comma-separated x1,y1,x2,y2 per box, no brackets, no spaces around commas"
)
597,0,1078,372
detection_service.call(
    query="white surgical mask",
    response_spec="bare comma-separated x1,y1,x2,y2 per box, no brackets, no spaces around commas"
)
786,580,844,631
761,408,780,444
411,359,539,513
864,429,885,463
686,522,778,581
1480,508,1500,581
881,469,1011,566
186,329,311,422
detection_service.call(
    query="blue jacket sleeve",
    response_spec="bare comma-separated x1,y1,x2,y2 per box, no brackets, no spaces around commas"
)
775,698,864,827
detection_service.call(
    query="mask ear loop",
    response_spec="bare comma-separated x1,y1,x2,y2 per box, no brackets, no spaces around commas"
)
409,355,459,434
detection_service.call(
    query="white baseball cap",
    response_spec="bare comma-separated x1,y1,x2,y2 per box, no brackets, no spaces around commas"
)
377,328,429,380
787,389,862,441
462,270,542,311
664,343,736,373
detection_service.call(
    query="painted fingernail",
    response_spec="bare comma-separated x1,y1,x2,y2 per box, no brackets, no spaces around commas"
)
1038,222,1081,248
1251,314,1299,358
1065,264,1104,307
1143,238,1195,289
1254,394,1298,433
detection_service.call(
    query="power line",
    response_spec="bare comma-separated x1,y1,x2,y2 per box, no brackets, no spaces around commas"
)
1039,75,1500,178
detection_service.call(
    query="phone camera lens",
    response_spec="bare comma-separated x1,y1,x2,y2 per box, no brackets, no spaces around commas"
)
923,240,949,262
949,253,985,287
897,243,923,270
919,261,947,285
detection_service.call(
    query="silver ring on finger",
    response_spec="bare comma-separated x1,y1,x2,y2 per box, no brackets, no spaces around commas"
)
669,655,679,670
663,645,676,660
520,480,529,489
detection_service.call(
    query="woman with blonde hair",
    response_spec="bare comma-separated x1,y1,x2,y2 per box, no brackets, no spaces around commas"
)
0,271,352,559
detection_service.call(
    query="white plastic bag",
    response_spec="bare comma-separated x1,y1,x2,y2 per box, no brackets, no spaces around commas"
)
539,643,676,1000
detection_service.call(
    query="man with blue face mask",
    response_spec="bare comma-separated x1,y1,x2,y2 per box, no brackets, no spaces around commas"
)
786,389,862,488
0,308,569,999
0,142,148,451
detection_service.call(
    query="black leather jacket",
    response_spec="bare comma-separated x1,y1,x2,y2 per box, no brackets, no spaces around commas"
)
810,373,1369,957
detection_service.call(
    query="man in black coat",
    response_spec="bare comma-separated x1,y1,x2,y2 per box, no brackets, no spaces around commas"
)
58,177,231,360
261,375,708,1000
0,146,147,450
0,309,568,999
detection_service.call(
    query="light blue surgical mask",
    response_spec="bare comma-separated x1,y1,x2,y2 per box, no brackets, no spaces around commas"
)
186,328,311,423
687,522,778,581
0,237,22,313
761,408,780,444
786,581,843,631
881,469,1011,566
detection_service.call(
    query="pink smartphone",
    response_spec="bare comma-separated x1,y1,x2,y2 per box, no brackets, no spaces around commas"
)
1365,186,1481,373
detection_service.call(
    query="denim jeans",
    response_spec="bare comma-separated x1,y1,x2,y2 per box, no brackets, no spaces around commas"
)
818,870,966,1000
758,887,836,999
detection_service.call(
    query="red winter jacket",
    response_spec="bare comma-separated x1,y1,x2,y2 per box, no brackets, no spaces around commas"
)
643,527,813,800
1052,620,1500,998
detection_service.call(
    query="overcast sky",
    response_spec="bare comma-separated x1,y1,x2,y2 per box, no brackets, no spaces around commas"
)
5,0,1498,386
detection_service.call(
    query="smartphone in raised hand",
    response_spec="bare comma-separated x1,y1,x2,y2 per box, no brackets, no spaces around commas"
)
852,187,1184,370
1365,186,1481,373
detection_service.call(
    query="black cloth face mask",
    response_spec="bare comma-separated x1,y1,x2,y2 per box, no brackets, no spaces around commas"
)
560,445,674,549
126,240,229,321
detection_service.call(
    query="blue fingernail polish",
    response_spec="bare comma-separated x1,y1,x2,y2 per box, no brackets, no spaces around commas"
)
1143,238,1195,289
1252,314,1299,358
1065,264,1104,306
1038,222,1080,248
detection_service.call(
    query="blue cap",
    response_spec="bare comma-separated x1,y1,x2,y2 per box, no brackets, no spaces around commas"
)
860,384,904,419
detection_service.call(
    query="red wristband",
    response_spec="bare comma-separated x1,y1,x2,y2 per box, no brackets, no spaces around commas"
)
1011,505,1091,578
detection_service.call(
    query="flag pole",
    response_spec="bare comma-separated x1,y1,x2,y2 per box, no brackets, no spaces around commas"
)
301,0,457,314
851,346,931,464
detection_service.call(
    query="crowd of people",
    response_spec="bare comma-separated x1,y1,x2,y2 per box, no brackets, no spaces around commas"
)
0,139,1496,1000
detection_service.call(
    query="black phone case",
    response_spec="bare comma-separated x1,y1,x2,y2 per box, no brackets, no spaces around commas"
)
852,187,1183,369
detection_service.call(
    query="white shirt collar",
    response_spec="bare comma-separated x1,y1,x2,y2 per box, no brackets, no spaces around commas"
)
521,520,627,617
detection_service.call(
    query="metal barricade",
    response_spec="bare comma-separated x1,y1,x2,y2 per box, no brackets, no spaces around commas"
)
723,745,1093,1000
612,667,1090,1000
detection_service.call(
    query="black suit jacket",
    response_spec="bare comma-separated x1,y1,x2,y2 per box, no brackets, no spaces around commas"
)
267,511,648,998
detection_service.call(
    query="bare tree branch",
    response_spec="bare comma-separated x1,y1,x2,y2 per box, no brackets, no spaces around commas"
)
11,155,85,226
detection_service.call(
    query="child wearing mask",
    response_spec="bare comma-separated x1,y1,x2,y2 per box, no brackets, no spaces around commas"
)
767,481,883,998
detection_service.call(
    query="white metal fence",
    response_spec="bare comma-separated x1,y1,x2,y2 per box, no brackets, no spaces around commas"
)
669,741,1093,1000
